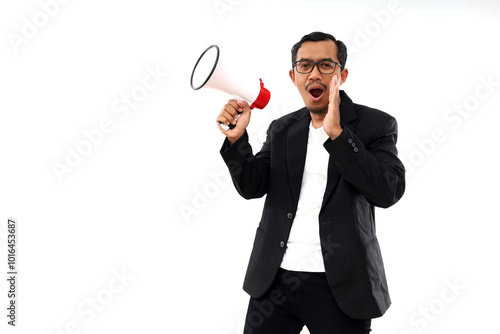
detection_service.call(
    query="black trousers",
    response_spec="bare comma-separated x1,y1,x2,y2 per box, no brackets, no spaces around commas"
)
244,269,372,334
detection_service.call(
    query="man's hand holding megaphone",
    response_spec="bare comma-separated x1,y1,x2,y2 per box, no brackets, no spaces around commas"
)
190,45,270,145
216,99,252,145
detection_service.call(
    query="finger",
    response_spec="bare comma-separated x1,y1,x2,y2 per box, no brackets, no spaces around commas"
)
222,104,240,123
236,100,248,111
222,110,237,124
217,119,230,132
217,113,238,130
223,103,238,116
217,114,231,126
228,99,243,113
330,75,338,95
217,106,235,125
328,75,340,113
329,77,334,101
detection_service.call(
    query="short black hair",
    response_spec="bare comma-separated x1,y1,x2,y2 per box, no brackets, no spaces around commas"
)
291,31,347,69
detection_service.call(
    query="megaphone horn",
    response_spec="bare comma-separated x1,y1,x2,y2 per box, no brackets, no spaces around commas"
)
190,44,271,130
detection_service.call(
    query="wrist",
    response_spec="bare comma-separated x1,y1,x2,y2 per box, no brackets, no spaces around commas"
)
227,133,244,146
327,126,343,140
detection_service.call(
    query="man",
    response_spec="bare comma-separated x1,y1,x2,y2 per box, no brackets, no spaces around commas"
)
217,32,405,334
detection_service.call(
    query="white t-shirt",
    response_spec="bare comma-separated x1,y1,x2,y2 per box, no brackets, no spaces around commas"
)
280,121,330,272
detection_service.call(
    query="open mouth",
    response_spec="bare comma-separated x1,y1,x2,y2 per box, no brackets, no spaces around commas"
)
308,85,325,102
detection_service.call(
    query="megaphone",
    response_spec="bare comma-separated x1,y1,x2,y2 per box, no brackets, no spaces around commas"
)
190,44,271,130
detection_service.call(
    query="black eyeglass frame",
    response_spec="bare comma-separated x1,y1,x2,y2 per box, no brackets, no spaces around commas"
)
293,60,343,74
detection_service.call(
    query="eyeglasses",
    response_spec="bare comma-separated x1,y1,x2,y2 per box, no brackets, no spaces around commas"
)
293,60,342,74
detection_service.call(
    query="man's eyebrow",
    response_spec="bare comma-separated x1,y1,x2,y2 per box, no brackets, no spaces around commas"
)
296,57,335,62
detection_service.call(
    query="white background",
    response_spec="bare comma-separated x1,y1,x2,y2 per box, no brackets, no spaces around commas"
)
1,0,499,333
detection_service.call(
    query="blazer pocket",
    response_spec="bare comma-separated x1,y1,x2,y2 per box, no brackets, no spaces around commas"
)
250,227,265,256
248,226,264,268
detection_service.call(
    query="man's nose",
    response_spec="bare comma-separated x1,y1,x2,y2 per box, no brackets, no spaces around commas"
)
308,64,322,80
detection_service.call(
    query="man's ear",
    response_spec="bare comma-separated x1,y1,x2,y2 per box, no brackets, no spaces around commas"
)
340,68,349,86
289,69,296,86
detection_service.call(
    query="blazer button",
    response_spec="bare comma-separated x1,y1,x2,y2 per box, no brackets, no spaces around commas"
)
287,213,293,219
354,147,359,153
348,138,353,144
280,241,285,248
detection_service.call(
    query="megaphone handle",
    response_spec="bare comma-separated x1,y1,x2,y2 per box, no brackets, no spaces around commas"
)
219,96,245,130
219,112,242,130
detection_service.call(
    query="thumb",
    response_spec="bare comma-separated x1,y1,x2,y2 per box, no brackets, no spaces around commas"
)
236,100,249,111
330,75,338,95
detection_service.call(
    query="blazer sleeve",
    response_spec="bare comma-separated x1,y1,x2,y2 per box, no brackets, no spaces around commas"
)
219,124,274,199
324,116,405,208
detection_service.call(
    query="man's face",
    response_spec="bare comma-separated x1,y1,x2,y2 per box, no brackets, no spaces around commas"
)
289,40,347,115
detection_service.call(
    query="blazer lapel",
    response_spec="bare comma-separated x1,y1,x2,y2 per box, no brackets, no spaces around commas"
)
321,90,357,208
287,108,310,209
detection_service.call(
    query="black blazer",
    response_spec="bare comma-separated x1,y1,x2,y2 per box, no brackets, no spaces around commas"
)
220,90,405,319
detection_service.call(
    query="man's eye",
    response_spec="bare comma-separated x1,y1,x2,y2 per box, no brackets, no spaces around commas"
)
320,62,333,69
300,63,311,70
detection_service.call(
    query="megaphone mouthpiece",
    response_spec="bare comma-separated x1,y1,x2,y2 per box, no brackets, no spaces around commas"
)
249,78,271,110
